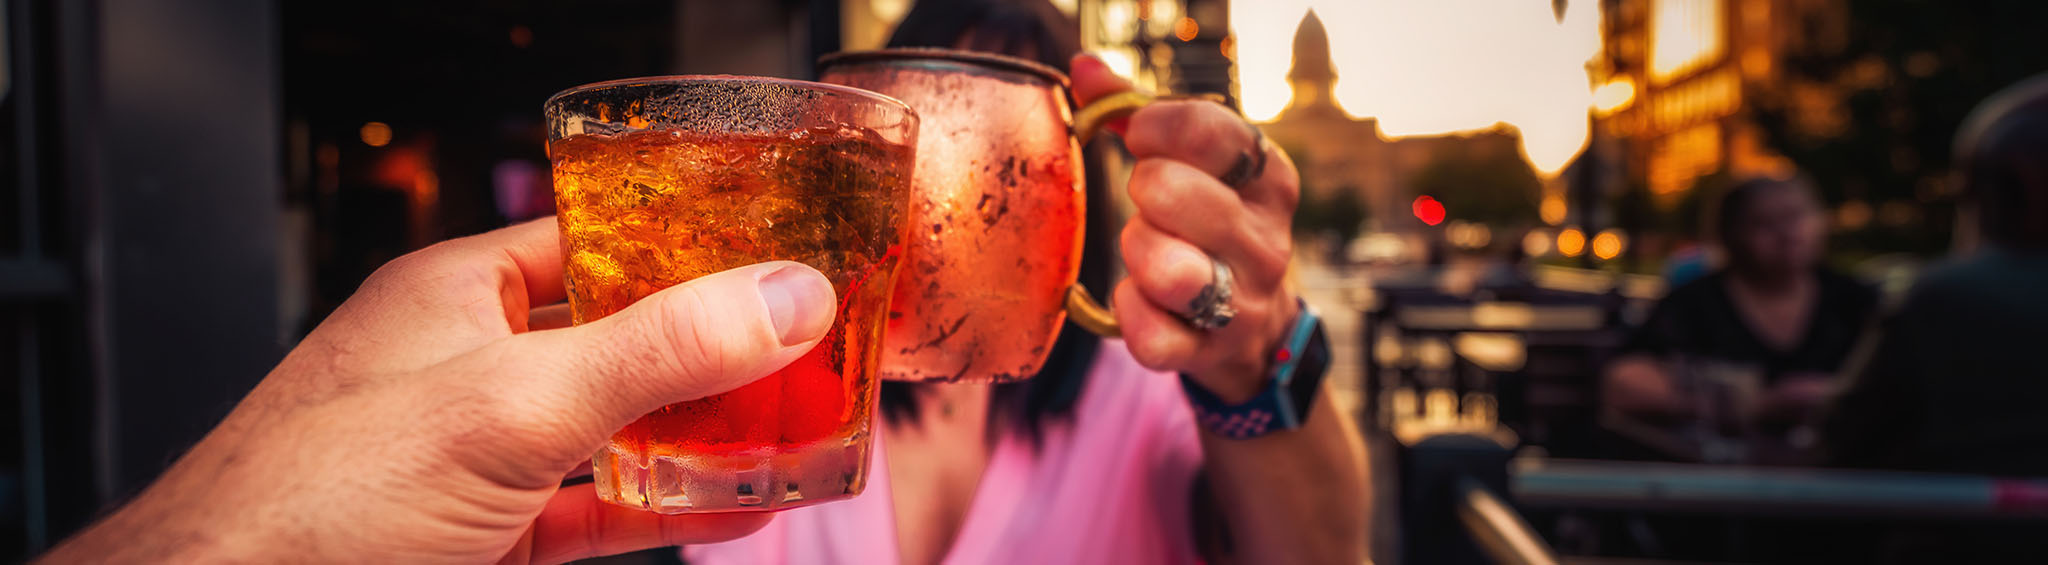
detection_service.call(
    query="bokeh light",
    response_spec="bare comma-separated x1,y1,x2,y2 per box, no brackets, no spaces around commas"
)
1522,228,1554,257
1591,229,1627,260
1174,17,1200,42
1539,192,1568,225
1446,221,1493,249
1592,77,1637,115
1412,195,1446,226
359,121,392,147
1556,226,1586,257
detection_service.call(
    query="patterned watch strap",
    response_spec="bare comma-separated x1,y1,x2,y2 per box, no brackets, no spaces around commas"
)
1179,300,1326,439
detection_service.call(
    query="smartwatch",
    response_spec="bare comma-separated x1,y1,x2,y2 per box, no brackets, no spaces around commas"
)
1178,300,1331,439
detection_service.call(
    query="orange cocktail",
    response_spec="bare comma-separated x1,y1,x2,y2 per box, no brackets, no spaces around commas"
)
547,77,916,513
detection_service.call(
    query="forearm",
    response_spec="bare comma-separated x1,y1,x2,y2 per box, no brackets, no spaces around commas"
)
1200,390,1368,564
38,409,288,563
1760,374,1835,423
1603,356,1689,418
38,487,246,563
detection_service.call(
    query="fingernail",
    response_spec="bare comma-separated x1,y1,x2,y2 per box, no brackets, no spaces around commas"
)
759,264,835,345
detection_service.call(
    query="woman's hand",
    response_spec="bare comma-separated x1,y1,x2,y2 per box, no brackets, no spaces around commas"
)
40,219,834,564
1757,372,1835,425
1070,54,1303,402
1072,57,1368,562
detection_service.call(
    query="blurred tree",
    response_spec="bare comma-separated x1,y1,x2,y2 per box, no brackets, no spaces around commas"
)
1408,150,1541,227
1281,137,1369,245
1294,185,1369,244
1749,1,2048,255
1675,171,1732,240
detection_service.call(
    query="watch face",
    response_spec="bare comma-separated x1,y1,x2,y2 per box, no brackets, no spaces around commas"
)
1286,322,1331,421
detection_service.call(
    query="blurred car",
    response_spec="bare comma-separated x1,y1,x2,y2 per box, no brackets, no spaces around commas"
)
1347,232,1412,266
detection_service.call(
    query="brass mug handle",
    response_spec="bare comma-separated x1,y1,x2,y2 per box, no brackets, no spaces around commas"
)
1063,91,1229,337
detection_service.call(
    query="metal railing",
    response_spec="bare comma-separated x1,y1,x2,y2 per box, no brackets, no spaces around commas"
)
1455,476,1562,565
1395,430,2048,564
1512,458,2048,519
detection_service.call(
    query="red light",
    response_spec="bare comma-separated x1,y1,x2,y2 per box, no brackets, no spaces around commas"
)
1412,195,1446,226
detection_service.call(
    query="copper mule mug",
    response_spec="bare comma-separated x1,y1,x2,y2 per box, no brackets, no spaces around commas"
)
819,48,1163,383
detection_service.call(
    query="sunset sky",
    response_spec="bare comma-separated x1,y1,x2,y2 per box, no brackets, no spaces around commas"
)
1230,0,1604,176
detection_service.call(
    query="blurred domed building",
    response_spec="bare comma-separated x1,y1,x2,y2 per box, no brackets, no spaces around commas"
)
1258,11,1520,238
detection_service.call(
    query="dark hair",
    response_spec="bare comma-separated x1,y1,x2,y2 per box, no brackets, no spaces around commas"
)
885,0,1079,74
1707,175,1815,268
1955,73,2048,250
877,0,1111,443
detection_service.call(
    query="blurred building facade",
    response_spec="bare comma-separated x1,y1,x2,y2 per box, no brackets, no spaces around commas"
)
1592,0,1849,198
1258,11,1520,236
843,1,1530,241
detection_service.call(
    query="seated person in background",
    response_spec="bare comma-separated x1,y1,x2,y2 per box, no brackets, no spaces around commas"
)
1818,71,2048,565
1824,74,2048,477
1604,176,1879,453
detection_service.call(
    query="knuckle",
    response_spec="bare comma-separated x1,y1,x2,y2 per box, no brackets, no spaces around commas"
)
1127,159,1172,205
1273,151,1301,188
1132,102,1240,164
362,249,431,290
654,286,722,387
1119,221,1144,258
1190,110,1240,151
1125,327,1172,367
1129,104,1199,149
1148,333,1194,369
1232,230,1292,286
647,281,767,399
1133,160,1240,224
364,241,500,299
1269,164,1302,211
574,305,677,410
1151,251,1208,303
1123,105,1176,156
393,239,467,271
1114,284,1188,369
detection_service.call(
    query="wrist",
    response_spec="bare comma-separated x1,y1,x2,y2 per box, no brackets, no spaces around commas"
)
1187,361,1266,404
59,468,291,563
1180,300,1330,439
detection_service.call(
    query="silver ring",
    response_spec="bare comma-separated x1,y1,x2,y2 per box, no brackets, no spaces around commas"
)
1184,259,1237,331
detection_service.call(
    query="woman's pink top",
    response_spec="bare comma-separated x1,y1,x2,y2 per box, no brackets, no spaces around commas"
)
686,340,1205,564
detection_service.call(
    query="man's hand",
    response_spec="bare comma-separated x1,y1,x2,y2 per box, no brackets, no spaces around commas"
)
40,218,834,563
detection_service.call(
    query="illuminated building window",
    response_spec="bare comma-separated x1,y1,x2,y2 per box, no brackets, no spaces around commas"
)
1649,122,1722,195
1649,67,1739,132
1593,77,1637,116
1650,0,1724,84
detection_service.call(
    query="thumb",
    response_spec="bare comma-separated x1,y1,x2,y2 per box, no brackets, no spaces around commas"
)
489,261,836,466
